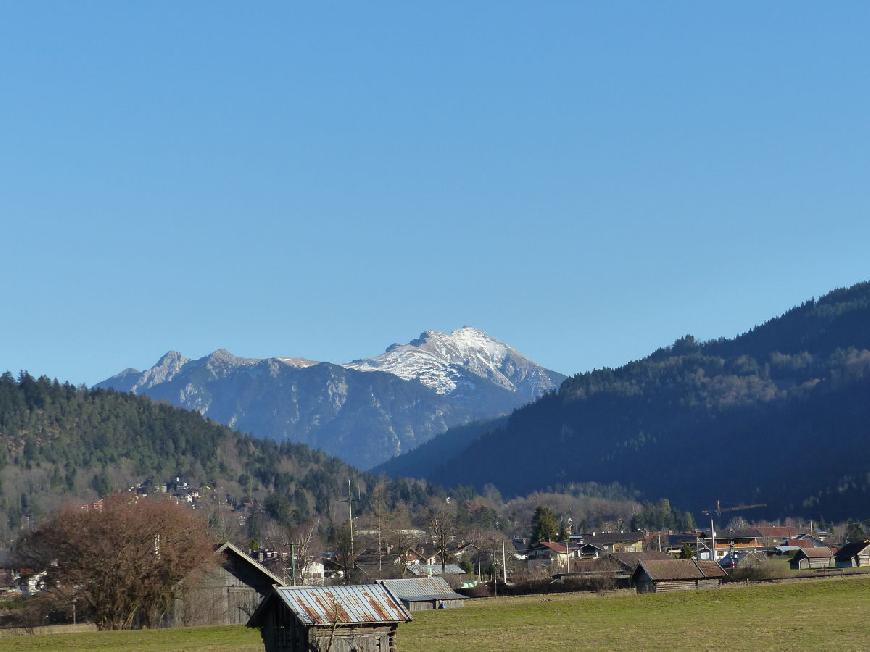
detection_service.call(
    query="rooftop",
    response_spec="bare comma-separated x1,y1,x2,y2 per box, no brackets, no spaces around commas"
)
379,577,466,603
250,585,411,627
635,559,727,581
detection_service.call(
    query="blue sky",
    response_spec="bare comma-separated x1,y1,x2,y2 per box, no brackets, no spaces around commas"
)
2,2,869,385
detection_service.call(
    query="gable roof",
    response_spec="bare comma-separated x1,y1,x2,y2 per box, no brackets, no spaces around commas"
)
585,532,645,546
215,541,286,587
378,577,466,603
609,551,672,570
834,540,870,561
533,541,570,554
753,526,799,539
248,585,411,628
634,559,727,581
795,547,833,559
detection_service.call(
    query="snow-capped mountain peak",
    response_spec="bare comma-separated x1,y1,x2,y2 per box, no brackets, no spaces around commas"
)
345,327,561,397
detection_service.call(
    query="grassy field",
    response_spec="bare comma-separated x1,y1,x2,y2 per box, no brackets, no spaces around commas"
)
2,575,868,651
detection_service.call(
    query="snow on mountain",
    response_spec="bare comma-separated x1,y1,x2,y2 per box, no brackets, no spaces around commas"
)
95,329,565,468
344,326,561,399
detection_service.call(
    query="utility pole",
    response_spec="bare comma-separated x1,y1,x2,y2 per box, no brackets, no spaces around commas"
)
502,540,508,584
291,542,297,586
348,479,354,562
564,533,571,575
710,517,716,562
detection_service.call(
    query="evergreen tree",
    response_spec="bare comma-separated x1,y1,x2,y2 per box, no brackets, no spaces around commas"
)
530,506,559,543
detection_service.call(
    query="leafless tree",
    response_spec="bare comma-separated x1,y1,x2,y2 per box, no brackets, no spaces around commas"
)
13,494,214,630
428,506,457,575
288,518,321,585
334,523,359,584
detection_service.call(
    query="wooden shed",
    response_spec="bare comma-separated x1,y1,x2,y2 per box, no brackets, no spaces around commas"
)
834,540,870,568
171,541,285,626
789,547,833,570
378,577,466,612
632,559,726,593
248,585,412,652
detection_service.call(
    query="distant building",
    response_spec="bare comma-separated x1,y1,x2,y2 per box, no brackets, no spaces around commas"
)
406,563,466,577
379,576,466,611
247,585,411,652
834,540,870,568
632,559,726,593
789,547,833,570
171,541,285,626
608,551,673,573
570,532,645,554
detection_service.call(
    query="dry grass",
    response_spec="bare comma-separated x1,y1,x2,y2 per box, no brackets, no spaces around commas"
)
398,574,870,651
1,575,868,651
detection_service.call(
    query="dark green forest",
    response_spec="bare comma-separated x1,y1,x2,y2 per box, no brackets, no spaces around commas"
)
387,282,870,521
0,373,437,541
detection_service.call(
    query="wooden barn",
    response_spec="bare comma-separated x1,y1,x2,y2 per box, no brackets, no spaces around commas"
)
378,577,466,612
834,540,870,568
248,584,412,652
789,547,833,570
171,541,285,626
632,559,726,593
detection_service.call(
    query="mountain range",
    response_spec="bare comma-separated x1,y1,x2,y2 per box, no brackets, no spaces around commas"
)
96,327,564,469
377,282,870,521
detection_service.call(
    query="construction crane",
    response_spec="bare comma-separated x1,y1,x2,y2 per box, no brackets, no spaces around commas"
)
702,499,766,517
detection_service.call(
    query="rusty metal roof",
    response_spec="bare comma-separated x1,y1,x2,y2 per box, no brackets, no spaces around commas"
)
274,585,412,626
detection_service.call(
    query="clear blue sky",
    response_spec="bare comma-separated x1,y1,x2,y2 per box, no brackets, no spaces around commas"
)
2,2,869,385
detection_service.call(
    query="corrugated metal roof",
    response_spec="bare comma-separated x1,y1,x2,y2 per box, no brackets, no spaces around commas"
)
378,577,467,603
274,585,411,626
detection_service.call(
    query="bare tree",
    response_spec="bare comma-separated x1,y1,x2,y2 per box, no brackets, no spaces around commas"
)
288,518,321,585
334,523,359,584
428,506,457,575
13,494,214,630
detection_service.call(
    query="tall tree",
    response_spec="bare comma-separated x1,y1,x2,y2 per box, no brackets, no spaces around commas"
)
428,505,457,574
13,494,214,629
530,506,559,544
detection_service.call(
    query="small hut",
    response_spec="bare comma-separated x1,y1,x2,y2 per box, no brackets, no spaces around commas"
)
378,577,466,612
834,540,870,568
171,541,285,626
789,547,833,570
248,585,412,652
632,559,726,593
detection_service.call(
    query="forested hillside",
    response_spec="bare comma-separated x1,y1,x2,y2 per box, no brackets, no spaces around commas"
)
0,373,435,542
392,282,870,521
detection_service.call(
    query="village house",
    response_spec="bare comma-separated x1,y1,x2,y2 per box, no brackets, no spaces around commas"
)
405,562,466,577
789,547,834,570
570,532,645,554
170,541,285,626
608,551,673,573
525,541,576,568
834,540,870,568
379,576,467,611
632,559,727,593
301,560,326,585
247,584,412,652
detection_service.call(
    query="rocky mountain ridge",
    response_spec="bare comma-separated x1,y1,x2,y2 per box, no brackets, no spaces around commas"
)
97,329,564,469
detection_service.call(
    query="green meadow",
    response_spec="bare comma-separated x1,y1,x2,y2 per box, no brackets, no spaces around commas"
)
2,576,868,652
